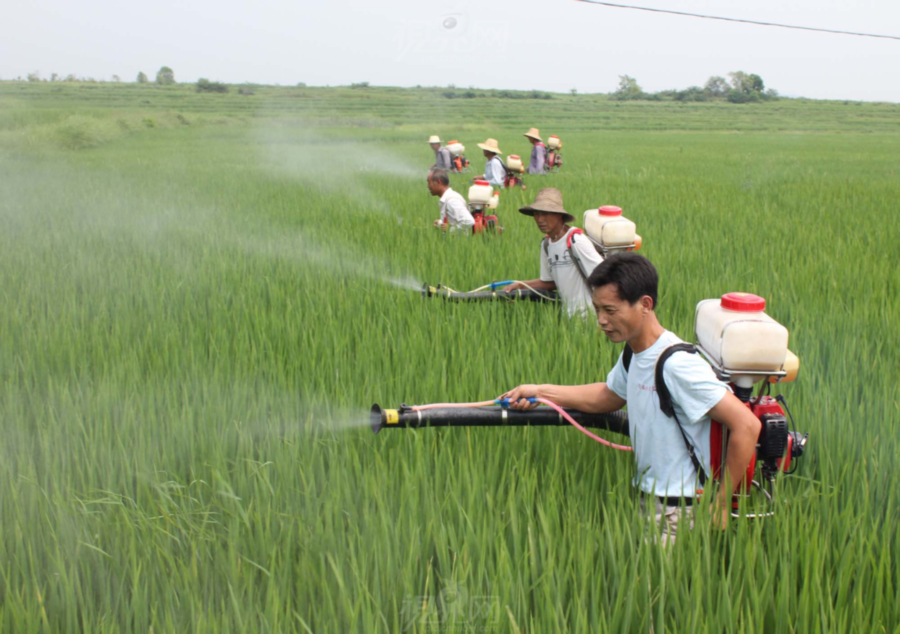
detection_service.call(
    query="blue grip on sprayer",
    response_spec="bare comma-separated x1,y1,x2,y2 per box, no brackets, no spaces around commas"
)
495,397,538,408
490,280,514,290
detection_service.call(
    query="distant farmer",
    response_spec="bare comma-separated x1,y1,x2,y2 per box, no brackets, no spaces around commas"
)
524,128,546,174
428,169,475,233
503,253,762,545
429,135,453,171
504,188,602,318
476,138,506,188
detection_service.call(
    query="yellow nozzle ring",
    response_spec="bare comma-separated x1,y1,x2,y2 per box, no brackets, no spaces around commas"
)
385,409,400,425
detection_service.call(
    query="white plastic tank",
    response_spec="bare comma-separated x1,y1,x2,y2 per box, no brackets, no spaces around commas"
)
548,135,561,150
447,140,465,157
695,293,789,375
468,180,493,205
583,206,636,247
506,155,524,173
488,191,499,209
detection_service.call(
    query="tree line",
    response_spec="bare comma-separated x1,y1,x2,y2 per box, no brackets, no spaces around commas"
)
612,72,778,103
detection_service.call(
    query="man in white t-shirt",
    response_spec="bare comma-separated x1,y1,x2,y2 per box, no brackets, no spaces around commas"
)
502,253,761,544
504,188,602,318
427,169,475,233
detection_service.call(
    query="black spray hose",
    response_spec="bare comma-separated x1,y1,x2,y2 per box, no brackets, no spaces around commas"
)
421,283,558,303
370,404,629,436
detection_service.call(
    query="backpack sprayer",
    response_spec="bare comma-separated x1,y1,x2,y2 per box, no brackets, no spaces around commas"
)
467,180,502,234
693,292,807,511
545,135,563,173
504,155,526,189
373,292,808,518
447,140,470,173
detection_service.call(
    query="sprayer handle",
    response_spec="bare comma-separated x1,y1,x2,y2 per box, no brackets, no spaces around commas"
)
495,397,538,408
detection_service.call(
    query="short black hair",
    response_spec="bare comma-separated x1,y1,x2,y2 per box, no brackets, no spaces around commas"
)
428,169,449,186
588,252,659,309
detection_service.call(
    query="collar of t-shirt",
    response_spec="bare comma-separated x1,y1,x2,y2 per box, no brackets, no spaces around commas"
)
546,226,576,245
440,187,458,203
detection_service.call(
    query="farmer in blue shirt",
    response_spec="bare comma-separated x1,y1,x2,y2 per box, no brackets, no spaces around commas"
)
502,253,761,545
476,138,505,188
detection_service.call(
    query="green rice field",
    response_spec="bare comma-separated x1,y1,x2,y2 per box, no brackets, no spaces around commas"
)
2,82,899,632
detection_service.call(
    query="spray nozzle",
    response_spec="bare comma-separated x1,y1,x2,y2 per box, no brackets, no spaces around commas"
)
489,280,513,290
494,397,538,408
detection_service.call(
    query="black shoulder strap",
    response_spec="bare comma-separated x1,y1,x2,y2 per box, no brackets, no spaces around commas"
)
541,236,549,258
655,344,697,418
655,343,707,486
623,345,633,372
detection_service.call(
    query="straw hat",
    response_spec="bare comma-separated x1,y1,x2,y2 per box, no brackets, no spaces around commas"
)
523,128,542,142
428,135,441,144
476,138,503,155
519,188,574,223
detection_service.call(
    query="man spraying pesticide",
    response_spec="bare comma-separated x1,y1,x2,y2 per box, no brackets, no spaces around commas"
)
475,138,508,189
429,135,453,171
421,193,642,310
524,127,547,174
427,169,474,233
504,253,806,542
376,254,808,545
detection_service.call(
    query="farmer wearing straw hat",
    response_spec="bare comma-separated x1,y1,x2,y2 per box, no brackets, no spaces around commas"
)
505,188,603,318
524,128,547,174
429,135,453,171
476,138,506,188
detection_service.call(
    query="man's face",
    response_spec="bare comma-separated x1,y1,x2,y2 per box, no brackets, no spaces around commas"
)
528,137,538,146
426,176,441,196
592,284,649,343
430,143,441,152
482,150,493,159
532,210,563,235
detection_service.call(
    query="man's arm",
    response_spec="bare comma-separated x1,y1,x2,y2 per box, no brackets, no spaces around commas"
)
706,392,762,523
502,383,625,413
504,279,556,292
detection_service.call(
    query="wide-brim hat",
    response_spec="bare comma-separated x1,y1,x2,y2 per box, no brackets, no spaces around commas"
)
476,138,503,155
519,187,574,223
523,127,542,142
428,135,441,144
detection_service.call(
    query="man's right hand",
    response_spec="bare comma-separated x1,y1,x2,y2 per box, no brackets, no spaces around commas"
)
503,281,525,293
500,385,542,410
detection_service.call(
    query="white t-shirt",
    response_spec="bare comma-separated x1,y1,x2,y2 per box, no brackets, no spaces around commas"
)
539,228,603,318
438,188,475,231
606,330,731,498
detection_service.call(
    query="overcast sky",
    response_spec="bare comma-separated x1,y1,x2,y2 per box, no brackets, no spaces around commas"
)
4,0,899,102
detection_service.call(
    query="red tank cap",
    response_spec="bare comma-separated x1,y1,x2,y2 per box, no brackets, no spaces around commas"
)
509,155,520,160
599,205,622,217
474,180,489,186
721,292,766,312
493,191,499,195
448,140,458,144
